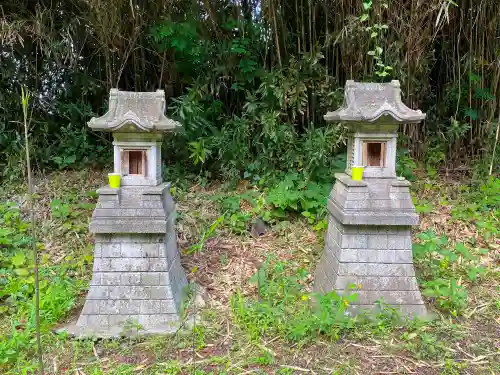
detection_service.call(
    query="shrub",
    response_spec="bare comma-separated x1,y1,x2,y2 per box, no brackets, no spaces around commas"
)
231,256,358,342
412,231,487,316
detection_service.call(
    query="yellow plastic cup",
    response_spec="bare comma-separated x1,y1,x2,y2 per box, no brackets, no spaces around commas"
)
108,173,121,188
351,166,364,181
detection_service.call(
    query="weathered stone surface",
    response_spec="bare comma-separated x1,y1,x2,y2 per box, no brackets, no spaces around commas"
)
64,90,191,338
336,290,424,305
314,184,425,316
324,80,425,124
314,81,425,317
325,81,426,179
74,232,187,336
333,276,419,291
70,185,188,337
346,304,427,317
88,89,181,132
90,184,178,234
328,174,419,226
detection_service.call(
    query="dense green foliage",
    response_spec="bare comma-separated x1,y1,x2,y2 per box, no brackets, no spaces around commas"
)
0,197,93,372
1,0,499,181
413,231,487,316
231,256,359,342
210,170,333,234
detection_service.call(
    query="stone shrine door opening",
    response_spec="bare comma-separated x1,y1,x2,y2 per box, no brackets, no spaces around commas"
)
363,142,386,167
121,149,148,176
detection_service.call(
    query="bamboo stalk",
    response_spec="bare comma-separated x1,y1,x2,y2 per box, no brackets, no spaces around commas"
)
21,87,44,375
469,4,473,156
324,2,328,80
272,0,282,67
490,110,500,176
308,0,312,52
301,0,306,53
296,0,301,54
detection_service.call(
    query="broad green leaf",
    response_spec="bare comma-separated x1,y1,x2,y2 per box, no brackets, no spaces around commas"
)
468,72,481,82
249,267,267,285
455,243,470,257
463,108,478,120
474,87,495,101
271,208,286,218
11,252,27,267
467,268,479,281
14,268,30,276
41,254,50,264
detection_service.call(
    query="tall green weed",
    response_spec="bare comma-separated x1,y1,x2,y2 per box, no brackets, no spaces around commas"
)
413,231,487,316
0,203,85,370
451,177,499,240
231,256,357,342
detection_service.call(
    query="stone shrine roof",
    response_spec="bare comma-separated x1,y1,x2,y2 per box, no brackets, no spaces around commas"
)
324,80,425,124
88,89,181,132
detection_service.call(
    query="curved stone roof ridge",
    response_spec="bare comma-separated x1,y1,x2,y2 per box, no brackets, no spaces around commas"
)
324,80,426,123
88,89,181,132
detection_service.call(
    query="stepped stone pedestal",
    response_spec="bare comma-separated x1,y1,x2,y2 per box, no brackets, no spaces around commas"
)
314,174,426,316
73,184,187,336
67,89,189,337
313,80,426,316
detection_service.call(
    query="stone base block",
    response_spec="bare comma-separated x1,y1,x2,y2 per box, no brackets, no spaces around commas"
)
71,233,188,337
62,313,198,338
314,214,426,317
344,303,427,317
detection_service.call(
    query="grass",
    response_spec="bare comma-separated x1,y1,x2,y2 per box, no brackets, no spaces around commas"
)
0,168,498,374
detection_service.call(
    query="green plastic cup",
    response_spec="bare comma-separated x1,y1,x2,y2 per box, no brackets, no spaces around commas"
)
351,166,364,181
108,173,121,188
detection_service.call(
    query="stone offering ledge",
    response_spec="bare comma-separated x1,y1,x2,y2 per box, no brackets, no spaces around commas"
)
328,173,419,226
391,178,412,187
334,173,368,187
340,177,412,188
96,182,172,197
90,183,176,234
327,201,420,226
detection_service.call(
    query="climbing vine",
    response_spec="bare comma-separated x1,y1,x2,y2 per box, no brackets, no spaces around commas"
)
360,0,393,79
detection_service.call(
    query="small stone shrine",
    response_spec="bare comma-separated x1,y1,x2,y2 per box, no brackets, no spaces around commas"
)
314,80,426,316
70,89,188,336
